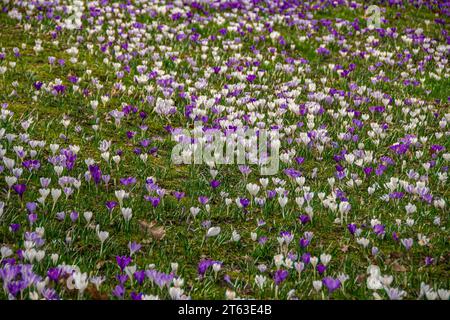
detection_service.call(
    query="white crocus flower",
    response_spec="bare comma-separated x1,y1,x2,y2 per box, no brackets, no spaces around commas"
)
73,272,88,294
255,275,267,289
206,227,221,238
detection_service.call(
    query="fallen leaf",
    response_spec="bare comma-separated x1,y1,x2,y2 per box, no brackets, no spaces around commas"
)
138,219,166,240
392,263,407,272
96,260,106,270
356,274,366,283
86,285,109,300
389,252,402,259
138,219,156,230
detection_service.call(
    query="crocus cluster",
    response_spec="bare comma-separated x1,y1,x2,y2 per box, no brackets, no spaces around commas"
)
0,0,448,300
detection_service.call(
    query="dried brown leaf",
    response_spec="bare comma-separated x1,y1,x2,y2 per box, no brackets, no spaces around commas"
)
138,219,166,240
96,260,106,270
392,263,407,272
86,285,108,300
356,274,366,283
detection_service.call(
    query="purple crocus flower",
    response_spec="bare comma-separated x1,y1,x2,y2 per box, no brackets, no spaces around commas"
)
322,277,341,293
299,238,310,248
363,167,373,176
53,84,66,94
197,259,213,277
120,177,136,186
197,259,221,277
401,238,413,250
246,74,256,82
89,165,102,185
117,274,128,284
210,180,220,189
28,213,37,225
372,247,379,256
54,152,73,174
112,285,125,299
40,177,51,188
392,232,399,242
295,157,305,165
55,211,65,221
239,198,250,208
128,242,142,255
105,201,118,212
267,190,276,199
198,196,209,205
258,236,268,245
284,168,301,178
33,81,43,90
1,258,16,266
238,165,251,176
317,264,327,275
373,224,385,237
148,270,175,288
22,159,40,171
68,75,78,83
133,270,146,285
9,224,20,233
130,292,143,300
173,191,185,201
273,269,289,285
7,282,25,297
316,47,331,55
347,223,357,235
302,253,311,264
70,211,79,222
144,196,160,208
116,256,132,272
47,267,62,282
26,202,37,213
299,214,310,225
13,184,26,198
224,274,232,285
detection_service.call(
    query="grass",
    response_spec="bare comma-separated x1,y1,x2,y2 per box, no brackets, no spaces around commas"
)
0,1,449,300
